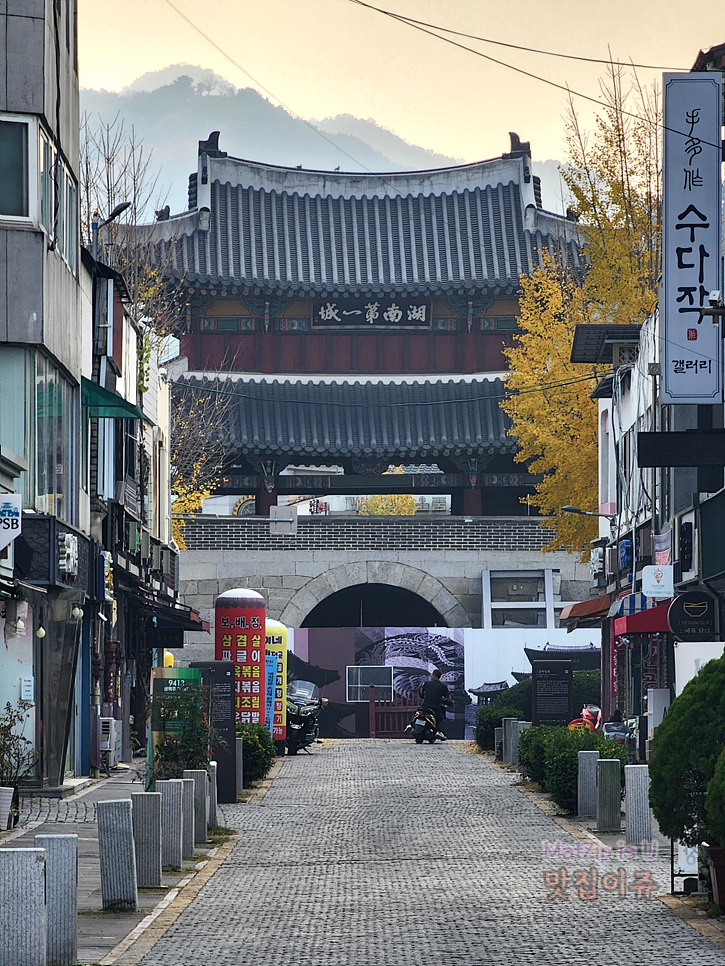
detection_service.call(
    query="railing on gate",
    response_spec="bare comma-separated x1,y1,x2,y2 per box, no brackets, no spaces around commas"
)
368,684,420,738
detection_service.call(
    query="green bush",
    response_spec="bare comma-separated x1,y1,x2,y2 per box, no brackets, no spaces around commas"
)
237,723,276,786
474,705,522,751
544,728,628,814
518,725,559,786
650,655,725,846
706,746,725,846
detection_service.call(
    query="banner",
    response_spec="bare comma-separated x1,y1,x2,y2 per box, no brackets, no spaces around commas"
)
0,493,22,552
265,620,288,743
662,72,722,404
215,589,266,725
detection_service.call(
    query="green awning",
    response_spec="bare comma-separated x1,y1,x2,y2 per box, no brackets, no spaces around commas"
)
81,377,144,419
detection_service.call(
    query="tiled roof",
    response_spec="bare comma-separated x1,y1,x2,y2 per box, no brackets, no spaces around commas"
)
176,376,515,461
151,144,581,294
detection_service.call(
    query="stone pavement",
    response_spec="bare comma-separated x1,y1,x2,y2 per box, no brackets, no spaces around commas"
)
1,761,220,965
131,740,725,966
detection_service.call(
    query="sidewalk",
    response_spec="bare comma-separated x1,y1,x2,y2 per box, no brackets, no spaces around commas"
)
0,761,229,966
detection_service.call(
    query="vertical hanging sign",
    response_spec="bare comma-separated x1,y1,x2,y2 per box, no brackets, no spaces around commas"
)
662,72,723,404
215,589,266,725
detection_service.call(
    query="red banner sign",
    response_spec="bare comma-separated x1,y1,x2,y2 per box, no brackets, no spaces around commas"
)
215,589,266,725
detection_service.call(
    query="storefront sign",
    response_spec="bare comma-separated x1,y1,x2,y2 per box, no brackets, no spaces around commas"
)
668,590,718,641
662,72,723,404
190,661,237,803
215,589,266,725
642,565,674,599
532,660,573,726
313,297,431,327
0,493,22,552
265,620,288,744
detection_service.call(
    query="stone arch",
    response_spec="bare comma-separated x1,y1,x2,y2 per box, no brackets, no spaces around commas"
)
279,560,471,628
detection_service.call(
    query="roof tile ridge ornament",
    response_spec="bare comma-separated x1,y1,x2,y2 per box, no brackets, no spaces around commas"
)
196,131,228,232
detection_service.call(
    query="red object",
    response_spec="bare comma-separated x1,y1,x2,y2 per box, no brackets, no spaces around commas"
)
215,589,267,725
613,602,670,636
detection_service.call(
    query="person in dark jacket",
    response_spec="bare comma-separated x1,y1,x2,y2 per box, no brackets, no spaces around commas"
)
419,669,452,739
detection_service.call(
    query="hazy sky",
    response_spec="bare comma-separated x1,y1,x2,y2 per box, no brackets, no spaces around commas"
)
78,0,725,164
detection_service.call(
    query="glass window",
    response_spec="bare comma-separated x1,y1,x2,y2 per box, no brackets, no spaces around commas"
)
347,665,393,703
490,576,545,602
0,346,28,459
0,120,28,217
65,176,77,272
491,608,547,628
39,133,53,232
35,354,76,523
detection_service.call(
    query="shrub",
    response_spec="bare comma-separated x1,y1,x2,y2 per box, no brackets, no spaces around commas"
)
706,747,725,847
474,705,522,751
237,723,276,785
149,683,213,782
544,728,628,814
518,725,559,786
650,655,725,846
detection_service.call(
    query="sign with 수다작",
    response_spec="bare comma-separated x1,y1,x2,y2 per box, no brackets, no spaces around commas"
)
662,72,723,404
265,621,288,743
642,565,674,599
532,660,573,727
215,589,266,725
0,493,22,552
668,590,718,642
313,297,431,327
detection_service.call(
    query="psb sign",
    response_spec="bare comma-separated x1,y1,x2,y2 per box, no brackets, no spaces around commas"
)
0,494,22,552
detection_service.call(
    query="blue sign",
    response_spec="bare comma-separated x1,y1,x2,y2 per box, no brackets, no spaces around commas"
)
265,654,278,735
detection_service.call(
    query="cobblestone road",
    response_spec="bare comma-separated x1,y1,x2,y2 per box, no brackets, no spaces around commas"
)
136,740,725,966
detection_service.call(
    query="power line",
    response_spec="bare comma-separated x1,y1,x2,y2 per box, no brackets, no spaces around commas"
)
171,370,604,410
162,0,388,176
350,2,685,72
348,0,723,154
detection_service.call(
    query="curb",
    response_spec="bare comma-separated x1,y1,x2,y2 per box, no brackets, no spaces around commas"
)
98,832,242,966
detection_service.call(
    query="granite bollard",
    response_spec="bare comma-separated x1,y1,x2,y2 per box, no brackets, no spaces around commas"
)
493,727,503,758
577,750,600,818
625,764,653,845
208,761,218,829
513,721,531,768
181,778,196,858
183,769,209,844
157,779,184,870
131,792,162,888
34,834,77,966
0,785,14,831
97,799,138,912
597,759,621,833
501,718,518,763
0,848,47,966
236,736,244,794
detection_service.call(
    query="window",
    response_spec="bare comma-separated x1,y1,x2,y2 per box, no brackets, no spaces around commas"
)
34,353,77,524
0,119,29,217
492,608,547,628
346,665,393,703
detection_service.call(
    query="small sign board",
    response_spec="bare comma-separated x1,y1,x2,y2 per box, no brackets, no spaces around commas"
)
150,627,185,649
668,590,718,642
191,661,237,804
532,660,573,727
0,493,22,552
642,565,674,599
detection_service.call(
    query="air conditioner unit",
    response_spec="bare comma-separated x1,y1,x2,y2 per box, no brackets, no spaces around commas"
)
57,532,79,580
99,717,117,767
590,546,604,577
612,343,639,367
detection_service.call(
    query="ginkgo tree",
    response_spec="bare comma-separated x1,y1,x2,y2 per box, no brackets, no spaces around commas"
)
503,63,661,556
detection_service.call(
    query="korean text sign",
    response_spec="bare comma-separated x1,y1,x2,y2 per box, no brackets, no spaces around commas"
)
662,73,722,404
215,589,266,725
265,620,288,743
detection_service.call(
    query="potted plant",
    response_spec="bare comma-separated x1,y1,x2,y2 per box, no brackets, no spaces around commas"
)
650,654,725,895
0,701,38,829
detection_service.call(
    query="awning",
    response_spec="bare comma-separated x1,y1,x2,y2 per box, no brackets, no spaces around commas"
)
608,592,652,618
559,594,611,622
613,602,670,636
81,377,144,420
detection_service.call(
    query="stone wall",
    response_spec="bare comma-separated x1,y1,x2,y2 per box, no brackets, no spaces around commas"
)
176,517,591,667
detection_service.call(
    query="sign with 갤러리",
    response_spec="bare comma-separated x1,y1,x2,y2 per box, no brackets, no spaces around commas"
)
662,72,723,404
0,493,22,552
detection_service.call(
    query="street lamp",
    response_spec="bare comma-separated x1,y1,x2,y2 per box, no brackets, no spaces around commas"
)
561,505,616,521
91,201,131,261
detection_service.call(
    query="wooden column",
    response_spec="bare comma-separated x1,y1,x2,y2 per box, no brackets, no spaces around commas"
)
462,487,482,516
255,489,278,516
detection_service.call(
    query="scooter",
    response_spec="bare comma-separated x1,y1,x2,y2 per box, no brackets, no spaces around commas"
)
407,706,446,744
286,679,328,755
